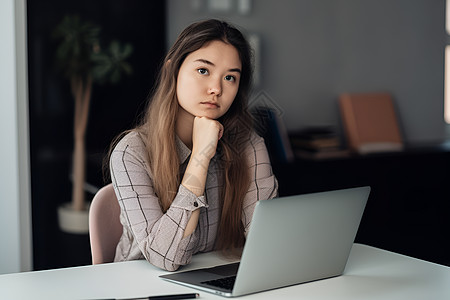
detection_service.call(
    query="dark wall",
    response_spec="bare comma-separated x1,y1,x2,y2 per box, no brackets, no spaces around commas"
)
27,0,166,270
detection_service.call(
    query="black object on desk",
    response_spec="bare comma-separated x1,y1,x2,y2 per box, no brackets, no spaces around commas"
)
96,292,200,300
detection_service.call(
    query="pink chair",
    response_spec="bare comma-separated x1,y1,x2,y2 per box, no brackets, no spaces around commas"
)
89,183,123,264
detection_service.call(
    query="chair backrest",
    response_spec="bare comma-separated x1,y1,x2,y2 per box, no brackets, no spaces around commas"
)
89,183,123,264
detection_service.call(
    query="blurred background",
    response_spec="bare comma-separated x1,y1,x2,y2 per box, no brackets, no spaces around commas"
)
1,0,449,274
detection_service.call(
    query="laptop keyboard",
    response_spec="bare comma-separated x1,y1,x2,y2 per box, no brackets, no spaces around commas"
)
202,275,236,291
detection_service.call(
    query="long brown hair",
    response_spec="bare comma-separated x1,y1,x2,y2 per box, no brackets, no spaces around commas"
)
110,19,254,252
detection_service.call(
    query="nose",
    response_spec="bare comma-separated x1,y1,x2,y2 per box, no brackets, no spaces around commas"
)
208,77,222,96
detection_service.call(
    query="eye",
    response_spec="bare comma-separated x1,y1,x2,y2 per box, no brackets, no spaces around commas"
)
225,75,236,82
197,68,209,75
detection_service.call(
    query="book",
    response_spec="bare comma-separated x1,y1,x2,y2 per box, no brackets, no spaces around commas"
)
289,126,340,151
294,148,351,160
289,126,349,160
339,93,404,155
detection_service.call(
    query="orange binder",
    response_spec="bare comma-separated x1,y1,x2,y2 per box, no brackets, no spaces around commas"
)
339,93,404,154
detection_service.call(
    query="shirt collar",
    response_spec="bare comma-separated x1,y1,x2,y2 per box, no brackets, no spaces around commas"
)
175,135,191,164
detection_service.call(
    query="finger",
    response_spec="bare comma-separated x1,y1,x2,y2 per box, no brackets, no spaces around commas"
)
217,123,224,140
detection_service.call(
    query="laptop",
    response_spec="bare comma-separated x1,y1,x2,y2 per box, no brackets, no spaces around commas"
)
160,186,370,297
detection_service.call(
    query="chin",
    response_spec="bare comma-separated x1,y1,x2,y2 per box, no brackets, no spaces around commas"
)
198,111,223,120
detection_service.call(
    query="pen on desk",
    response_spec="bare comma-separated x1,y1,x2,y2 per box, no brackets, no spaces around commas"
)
114,293,200,300
146,293,199,300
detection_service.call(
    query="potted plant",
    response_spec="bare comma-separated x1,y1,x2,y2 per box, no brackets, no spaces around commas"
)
53,15,133,233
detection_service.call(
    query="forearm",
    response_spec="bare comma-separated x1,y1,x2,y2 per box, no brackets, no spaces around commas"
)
181,152,211,237
182,153,210,196
182,115,221,197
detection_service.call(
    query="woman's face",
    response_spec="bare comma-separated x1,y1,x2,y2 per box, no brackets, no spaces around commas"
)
176,40,242,121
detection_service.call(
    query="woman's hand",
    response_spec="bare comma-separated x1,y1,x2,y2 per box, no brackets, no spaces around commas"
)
191,116,223,161
181,117,223,238
181,116,223,198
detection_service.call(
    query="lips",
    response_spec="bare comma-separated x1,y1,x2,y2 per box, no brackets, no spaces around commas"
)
200,101,219,108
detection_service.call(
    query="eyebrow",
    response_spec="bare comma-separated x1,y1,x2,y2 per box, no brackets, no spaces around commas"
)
194,59,241,73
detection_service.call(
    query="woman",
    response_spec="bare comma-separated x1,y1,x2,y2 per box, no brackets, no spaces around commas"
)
109,19,278,271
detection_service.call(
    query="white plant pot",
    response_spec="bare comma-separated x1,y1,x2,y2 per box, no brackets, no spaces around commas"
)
57,202,90,234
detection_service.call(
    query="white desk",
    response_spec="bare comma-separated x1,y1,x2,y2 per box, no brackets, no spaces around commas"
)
1,244,449,300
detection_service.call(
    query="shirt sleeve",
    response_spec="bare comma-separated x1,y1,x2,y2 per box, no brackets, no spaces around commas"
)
242,134,279,236
110,133,207,271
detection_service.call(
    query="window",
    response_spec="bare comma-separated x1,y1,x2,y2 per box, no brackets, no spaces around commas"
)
445,46,450,124
445,0,450,123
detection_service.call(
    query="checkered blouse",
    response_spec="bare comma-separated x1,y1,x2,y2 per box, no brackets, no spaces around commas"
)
110,131,278,271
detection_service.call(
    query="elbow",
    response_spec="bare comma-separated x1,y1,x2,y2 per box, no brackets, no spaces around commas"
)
161,258,182,272
163,263,181,272
144,255,182,272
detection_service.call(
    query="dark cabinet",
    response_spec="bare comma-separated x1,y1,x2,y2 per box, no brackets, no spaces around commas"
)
272,145,450,266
